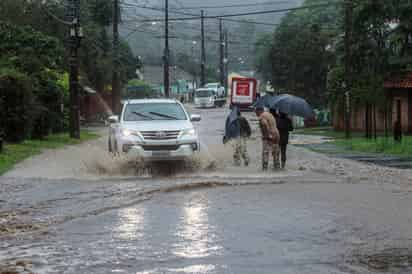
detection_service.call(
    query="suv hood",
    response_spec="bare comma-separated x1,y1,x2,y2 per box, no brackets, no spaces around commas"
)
121,120,193,132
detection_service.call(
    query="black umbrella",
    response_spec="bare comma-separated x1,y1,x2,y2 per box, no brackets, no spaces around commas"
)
252,93,278,108
270,94,315,118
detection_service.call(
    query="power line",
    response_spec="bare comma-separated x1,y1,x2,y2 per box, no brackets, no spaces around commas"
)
121,16,266,42
121,25,254,46
119,1,279,26
172,0,290,10
220,18,278,26
124,3,340,23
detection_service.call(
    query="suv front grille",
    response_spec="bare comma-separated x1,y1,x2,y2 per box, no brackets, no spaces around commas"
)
142,145,180,151
141,130,181,140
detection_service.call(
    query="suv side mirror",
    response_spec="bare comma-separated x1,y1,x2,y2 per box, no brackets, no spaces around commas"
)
108,115,119,123
190,114,201,122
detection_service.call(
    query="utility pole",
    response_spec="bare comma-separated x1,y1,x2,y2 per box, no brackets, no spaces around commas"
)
344,0,353,139
191,41,197,93
224,29,229,96
163,0,170,97
219,19,225,88
67,0,82,139
112,0,121,114
200,10,206,87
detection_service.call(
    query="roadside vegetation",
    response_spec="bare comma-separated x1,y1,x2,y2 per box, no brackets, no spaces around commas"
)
334,137,412,157
256,0,412,137
0,0,138,170
0,0,138,143
294,127,363,139
295,127,412,156
0,131,99,175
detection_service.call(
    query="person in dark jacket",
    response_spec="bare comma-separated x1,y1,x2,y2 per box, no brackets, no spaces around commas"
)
275,112,293,169
224,106,251,166
394,120,402,142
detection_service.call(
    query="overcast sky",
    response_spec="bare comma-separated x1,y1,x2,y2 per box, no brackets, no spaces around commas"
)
122,0,304,65
123,0,304,32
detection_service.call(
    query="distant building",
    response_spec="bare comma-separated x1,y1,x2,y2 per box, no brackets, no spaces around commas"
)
142,65,197,97
332,72,412,134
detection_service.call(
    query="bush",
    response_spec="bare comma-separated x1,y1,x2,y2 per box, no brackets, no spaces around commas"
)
0,68,39,142
0,21,67,140
31,69,66,138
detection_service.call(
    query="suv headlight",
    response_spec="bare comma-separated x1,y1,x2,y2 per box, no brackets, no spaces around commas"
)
121,128,133,136
121,128,141,139
180,128,196,138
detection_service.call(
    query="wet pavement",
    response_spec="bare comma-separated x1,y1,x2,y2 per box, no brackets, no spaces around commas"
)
2,106,412,274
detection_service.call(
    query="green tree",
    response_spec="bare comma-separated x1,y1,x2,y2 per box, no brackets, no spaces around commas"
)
0,21,65,139
0,68,37,142
259,0,341,107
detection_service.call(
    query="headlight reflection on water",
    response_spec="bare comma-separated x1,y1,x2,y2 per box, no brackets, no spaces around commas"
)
172,194,222,259
115,207,146,241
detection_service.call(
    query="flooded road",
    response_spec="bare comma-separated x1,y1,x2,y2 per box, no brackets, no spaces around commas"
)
2,106,412,273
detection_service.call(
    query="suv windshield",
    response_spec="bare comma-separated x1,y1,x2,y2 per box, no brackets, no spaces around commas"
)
195,89,214,97
123,103,187,121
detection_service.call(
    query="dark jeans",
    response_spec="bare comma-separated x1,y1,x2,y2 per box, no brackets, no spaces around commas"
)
280,143,287,167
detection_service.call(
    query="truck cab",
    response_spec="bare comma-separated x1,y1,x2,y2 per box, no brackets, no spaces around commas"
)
194,88,216,108
204,82,225,97
196,83,227,107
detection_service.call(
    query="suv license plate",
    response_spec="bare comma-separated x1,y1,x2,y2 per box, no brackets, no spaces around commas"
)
152,151,170,157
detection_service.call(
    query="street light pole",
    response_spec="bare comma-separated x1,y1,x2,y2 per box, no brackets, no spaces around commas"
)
112,0,121,114
224,29,229,95
200,10,206,87
191,41,197,92
164,0,170,98
344,0,353,139
219,19,225,88
68,0,82,139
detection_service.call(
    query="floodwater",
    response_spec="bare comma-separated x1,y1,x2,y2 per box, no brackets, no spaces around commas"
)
2,106,412,274
2,179,412,274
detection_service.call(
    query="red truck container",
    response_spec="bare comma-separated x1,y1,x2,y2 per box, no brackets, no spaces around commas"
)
230,77,258,110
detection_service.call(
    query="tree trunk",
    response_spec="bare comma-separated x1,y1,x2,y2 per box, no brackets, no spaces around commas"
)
384,103,388,138
373,104,377,140
365,103,369,138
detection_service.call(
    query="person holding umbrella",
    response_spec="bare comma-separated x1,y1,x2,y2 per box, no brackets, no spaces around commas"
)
254,105,280,171
224,105,251,166
253,93,314,169
275,112,293,169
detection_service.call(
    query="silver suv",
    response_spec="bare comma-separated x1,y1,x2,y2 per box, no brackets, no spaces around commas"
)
108,99,201,161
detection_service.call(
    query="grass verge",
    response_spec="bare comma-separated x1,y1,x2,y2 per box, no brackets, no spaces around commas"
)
295,127,412,156
333,136,412,156
0,131,100,175
293,126,364,139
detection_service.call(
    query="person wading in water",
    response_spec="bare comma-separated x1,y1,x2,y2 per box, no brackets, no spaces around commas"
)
275,112,293,169
255,106,280,171
224,106,251,166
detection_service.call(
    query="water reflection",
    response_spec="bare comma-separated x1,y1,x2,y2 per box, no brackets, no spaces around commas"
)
172,195,221,259
115,207,145,241
170,264,216,273
136,265,215,274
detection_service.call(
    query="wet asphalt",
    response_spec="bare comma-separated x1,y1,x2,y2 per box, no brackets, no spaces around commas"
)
1,106,412,274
